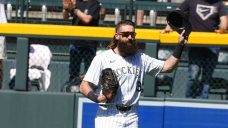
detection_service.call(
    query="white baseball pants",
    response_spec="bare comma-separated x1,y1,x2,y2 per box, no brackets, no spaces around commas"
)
95,106,138,128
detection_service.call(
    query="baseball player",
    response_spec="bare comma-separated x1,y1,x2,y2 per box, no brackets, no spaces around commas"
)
80,20,188,128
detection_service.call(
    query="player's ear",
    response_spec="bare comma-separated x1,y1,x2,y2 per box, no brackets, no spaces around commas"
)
114,33,120,40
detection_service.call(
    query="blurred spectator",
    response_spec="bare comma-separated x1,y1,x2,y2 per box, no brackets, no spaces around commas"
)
136,0,157,26
0,0,7,89
136,9,144,26
62,0,100,92
162,0,228,99
99,2,106,24
136,0,173,26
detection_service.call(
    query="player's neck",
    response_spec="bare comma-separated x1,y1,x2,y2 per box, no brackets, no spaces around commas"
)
113,48,120,55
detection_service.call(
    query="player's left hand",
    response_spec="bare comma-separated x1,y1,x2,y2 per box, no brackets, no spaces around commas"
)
97,94,108,103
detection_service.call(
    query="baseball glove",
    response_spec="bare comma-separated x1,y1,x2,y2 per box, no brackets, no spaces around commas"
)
101,68,119,102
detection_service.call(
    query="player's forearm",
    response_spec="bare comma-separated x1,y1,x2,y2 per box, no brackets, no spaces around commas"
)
162,38,186,73
80,81,99,103
80,80,94,97
162,56,179,73
80,81,107,103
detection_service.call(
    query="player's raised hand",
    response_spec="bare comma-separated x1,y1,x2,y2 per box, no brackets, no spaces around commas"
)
178,30,188,45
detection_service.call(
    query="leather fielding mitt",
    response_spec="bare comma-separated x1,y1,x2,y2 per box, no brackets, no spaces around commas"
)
101,68,119,102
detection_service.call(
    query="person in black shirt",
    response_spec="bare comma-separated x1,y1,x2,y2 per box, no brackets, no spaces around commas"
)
62,0,100,92
162,0,227,99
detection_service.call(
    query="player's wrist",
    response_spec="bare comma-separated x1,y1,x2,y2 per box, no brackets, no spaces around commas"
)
172,43,185,59
87,91,98,103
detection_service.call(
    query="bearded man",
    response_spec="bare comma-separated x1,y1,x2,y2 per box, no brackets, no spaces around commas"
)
79,20,188,128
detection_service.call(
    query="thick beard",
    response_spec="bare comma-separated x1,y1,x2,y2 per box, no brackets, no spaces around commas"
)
117,39,138,57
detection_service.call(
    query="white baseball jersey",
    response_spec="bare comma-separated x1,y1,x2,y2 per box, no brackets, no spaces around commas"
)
84,49,164,106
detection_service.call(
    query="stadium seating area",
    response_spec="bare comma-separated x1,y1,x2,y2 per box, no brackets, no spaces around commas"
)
5,0,180,27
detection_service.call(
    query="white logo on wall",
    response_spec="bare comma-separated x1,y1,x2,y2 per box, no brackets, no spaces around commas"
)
196,4,216,20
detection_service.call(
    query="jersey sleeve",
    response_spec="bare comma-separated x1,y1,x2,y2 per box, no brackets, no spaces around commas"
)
83,55,103,86
143,54,164,76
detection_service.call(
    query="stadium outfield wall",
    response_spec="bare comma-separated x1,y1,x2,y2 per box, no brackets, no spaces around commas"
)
0,91,228,128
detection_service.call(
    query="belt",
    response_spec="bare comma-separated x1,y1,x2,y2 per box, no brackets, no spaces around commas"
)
116,105,132,112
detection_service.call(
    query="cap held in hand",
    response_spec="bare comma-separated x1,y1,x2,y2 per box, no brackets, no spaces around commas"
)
167,10,192,39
